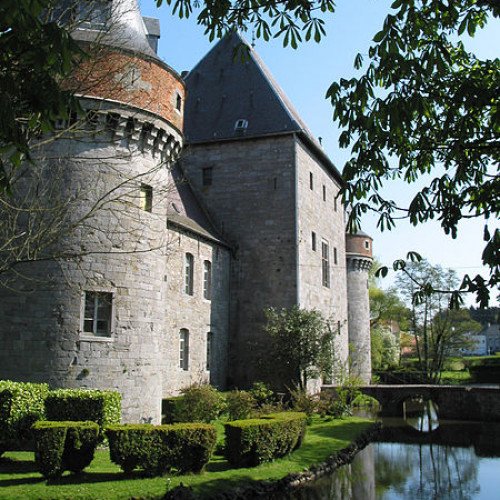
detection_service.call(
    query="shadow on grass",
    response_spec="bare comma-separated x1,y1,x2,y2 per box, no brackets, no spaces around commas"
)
0,457,38,474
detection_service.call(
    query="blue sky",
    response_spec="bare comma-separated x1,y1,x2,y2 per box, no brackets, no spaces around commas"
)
139,0,499,304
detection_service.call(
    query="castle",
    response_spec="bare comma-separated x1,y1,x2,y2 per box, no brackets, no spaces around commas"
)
0,0,372,423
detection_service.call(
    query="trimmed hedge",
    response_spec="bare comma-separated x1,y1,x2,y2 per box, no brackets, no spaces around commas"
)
106,423,217,476
0,381,49,455
45,389,121,437
224,411,307,467
32,421,99,479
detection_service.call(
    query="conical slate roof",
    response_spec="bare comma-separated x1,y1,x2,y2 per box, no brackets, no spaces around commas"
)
69,0,160,60
184,31,320,145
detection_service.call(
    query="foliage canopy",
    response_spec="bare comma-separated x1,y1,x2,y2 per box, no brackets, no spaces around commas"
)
263,306,334,390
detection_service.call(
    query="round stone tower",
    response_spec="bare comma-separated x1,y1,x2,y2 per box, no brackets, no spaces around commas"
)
0,0,183,423
346,231,373,383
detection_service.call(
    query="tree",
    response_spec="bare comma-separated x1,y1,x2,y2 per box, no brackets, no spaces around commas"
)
0,0,81,191
395,259,482,382
156,0,499,306
263,306,335,390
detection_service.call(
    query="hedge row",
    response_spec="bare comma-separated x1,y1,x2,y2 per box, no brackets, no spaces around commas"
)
45,389,121,431
106,423,217,476
32,421,99,479
0,381,121,453
0,381,49,456
224,412,307,467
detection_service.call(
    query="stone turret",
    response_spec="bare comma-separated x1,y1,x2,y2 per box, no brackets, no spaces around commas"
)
346,231,373,383
0,0,183,423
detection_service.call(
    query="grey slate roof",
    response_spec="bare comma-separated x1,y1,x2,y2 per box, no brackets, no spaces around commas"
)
167,165,227,247
184,31,318,145
183,31,343,183
70,0,161,61
143,17,160,38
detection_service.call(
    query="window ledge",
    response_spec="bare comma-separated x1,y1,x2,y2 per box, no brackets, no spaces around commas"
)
79,334,114,343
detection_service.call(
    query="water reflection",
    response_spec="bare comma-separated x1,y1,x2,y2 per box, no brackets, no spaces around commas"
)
404,399,439,432
283,412,500,500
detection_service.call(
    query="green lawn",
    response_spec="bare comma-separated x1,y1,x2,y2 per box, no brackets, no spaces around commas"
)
0,416,373,499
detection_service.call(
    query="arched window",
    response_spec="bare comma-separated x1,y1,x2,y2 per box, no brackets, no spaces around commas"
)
185,253,194,295
179,329,189,370
203,260,212,300
206,332,213,371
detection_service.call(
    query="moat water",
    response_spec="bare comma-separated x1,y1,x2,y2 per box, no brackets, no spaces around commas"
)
287,402,500,500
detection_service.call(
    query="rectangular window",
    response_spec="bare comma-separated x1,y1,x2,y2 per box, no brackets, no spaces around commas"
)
206,332,213,371
321,241,330,288
323,185,326,201
185,253,194,295
140,184,153,212
309,172,314,190
311,231,317,251
203,260,212,300
202,167,213,186
83,291,112,336
334,247,338,265
179,329,189,370
334,196,338,212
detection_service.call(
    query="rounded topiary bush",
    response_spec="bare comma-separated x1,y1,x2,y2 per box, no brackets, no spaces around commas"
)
225,390,255,421
172,385,225,423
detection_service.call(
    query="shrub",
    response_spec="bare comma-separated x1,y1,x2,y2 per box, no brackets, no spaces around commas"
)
106,423,217,476
225,390,255,421
249,382,275,408
44,389,121,438
32,421,99,479
224,411,307,467
288,386,319,418
162,397,183,424
0,380,49,455
171,385,225,423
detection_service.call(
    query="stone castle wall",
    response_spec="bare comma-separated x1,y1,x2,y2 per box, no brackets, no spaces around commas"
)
181,135,299,387
0,102,182,423
163,226,230,394
295,138,349,385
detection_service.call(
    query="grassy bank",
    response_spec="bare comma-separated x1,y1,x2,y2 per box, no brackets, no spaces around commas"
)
0,416,372,499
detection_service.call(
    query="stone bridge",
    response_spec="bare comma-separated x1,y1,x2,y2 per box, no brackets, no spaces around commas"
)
322,385,500,422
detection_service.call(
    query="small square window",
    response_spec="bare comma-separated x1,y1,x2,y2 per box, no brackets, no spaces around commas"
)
82,291,112,337
140,184,153,212
311,231,317,251
202,167,213,187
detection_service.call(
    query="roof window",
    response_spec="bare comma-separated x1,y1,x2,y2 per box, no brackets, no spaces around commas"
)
234,119,248,134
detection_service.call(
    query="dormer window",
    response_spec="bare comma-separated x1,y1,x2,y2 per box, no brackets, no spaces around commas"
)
76,0,111,30
234,119,248,134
